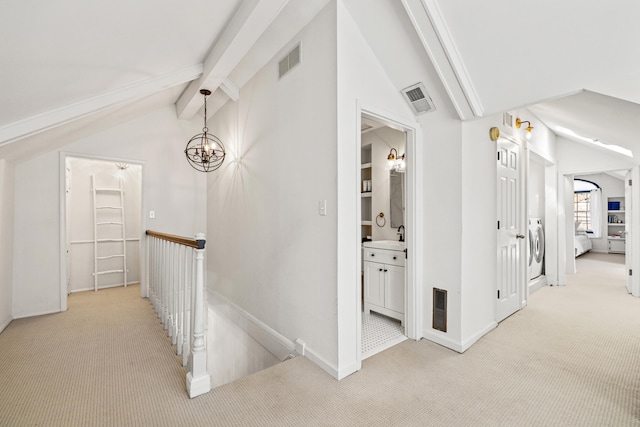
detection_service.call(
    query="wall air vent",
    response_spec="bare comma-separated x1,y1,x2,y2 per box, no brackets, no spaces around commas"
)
433,288,447,332
401,83,435,115
503,112,513,127
278,43,301,79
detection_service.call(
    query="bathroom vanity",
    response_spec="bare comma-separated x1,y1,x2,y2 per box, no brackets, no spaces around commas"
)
362,240,405,325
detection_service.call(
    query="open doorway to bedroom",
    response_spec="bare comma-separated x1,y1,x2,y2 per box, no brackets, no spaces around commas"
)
567,170,630,293
63,156,142,301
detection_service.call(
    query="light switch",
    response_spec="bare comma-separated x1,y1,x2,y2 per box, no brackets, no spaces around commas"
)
319,200,327,216
149,210,155,219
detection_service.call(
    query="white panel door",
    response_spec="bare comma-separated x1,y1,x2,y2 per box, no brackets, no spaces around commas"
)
497,136,525,322
625,170,632,293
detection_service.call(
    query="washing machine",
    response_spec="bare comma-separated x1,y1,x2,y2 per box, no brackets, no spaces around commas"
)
528,218,544,280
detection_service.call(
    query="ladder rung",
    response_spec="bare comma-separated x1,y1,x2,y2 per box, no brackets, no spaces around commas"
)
96,239,125,243
97,221,123,225
95,188,123,192
96,206,123,209
97,254,125,260
95,270,124,275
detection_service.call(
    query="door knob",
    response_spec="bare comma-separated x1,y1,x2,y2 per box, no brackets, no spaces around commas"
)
516,234,525,239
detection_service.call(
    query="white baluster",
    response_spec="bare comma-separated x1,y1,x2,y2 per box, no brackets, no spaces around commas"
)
186,233,211,398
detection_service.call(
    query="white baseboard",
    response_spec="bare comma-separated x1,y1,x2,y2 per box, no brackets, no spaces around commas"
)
69,282,139,294
304,344,342,380
12,308,61,320
461,321,497,352
421,330,464,353
421,320,497,354
528,275,547,294
0,316,12,334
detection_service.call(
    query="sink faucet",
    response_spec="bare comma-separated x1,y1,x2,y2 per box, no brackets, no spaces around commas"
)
397,225,405,242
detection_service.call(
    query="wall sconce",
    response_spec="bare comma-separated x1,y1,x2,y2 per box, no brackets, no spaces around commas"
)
515,118,534,140
489,127,500,141
184,89,226,172
387,148,406,173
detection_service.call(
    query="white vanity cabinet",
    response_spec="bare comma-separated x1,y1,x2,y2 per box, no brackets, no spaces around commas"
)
363,246,405,325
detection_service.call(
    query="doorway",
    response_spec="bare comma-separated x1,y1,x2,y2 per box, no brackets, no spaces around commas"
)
61,155,142,306
356,105,422,365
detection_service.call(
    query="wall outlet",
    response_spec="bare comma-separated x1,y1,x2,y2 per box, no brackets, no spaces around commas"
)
318,200,327,216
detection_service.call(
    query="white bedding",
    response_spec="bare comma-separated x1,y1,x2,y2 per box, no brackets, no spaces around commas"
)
575,233,592,257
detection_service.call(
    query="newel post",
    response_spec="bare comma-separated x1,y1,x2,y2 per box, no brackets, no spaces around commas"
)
186,232,211,398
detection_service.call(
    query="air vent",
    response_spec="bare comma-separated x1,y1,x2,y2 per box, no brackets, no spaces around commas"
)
278,44,301,79
433,288,447,332
401,83,435,115
503,112,513,127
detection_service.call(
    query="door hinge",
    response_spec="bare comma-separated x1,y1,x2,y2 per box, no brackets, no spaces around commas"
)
497,290,500,299
629,269,633,276
497,220,500,230
497,152,501,161
629,179,632,186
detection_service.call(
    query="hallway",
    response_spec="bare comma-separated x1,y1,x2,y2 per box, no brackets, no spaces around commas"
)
1,256,639,426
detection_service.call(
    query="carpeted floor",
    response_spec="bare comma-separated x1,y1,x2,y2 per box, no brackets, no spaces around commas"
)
1,252,639,426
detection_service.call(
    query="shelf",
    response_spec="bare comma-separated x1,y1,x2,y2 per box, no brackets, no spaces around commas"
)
361,192,372,198
608,223,625,226
361,163,372,169
608,210,625,213
361,221,372,226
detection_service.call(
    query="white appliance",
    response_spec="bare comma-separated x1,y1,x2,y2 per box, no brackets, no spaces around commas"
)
528,218,544,280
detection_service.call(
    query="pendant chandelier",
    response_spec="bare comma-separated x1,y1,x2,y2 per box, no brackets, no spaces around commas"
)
185,89,226,172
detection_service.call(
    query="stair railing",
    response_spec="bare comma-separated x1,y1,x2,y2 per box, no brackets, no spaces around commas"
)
146,230,211,398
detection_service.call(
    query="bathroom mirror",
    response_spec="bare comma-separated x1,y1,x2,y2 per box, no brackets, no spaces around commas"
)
390,170,405,228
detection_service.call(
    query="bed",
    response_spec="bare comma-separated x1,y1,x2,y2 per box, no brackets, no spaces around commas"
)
575,231,592,257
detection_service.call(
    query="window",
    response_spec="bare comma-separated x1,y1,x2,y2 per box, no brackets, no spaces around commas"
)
573,179,601,236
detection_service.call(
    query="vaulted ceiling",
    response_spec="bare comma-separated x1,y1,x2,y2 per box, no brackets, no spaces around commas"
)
2,0,640,163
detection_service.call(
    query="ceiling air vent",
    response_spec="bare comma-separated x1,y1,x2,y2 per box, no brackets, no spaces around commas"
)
279,44,301,79
401,83,435,115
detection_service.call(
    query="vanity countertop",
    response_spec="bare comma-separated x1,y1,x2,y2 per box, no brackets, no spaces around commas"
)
362,240,406,251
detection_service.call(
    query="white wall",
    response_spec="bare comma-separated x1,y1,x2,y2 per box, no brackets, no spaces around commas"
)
0,159,14,331
529,157,546,219
12,106,205,318
206,3,339,376
557,136,635,175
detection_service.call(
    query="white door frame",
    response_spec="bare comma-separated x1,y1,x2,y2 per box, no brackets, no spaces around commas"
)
355,102,423,368
59,152,146,311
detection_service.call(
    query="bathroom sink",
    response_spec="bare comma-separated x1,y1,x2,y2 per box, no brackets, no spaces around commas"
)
362,240,406,251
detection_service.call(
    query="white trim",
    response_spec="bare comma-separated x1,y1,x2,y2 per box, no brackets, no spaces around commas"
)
12,308,61,320
1,65,202,146
461,321,497,352
400,0,482,120
0,317,11,334
421,330,464,353
355,101,424,369
307,345,342,380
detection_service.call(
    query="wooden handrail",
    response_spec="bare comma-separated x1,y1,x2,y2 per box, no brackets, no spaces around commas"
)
146,230,204,249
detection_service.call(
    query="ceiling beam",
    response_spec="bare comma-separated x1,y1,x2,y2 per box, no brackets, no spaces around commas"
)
0,64,203,147
401,0,484,120
175,0,290,120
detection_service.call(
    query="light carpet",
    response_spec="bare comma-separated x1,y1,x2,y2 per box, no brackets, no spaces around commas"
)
1,253,639,426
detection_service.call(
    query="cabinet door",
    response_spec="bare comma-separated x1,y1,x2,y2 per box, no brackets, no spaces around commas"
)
385,264,405,314
364,262,385,307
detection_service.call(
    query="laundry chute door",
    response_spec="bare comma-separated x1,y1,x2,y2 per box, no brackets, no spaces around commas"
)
496,135,525,322
625,170,632,294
